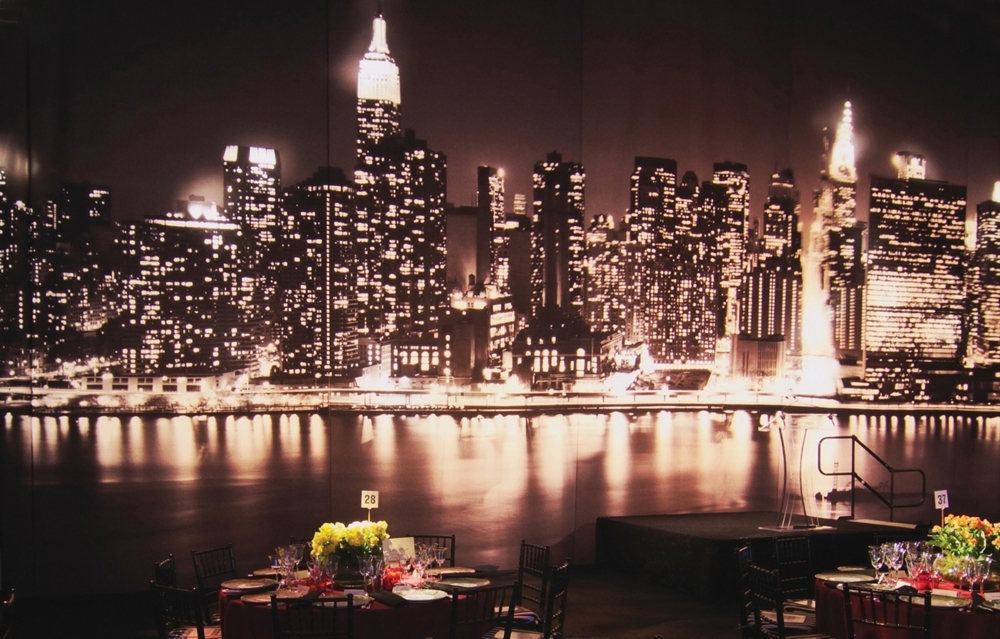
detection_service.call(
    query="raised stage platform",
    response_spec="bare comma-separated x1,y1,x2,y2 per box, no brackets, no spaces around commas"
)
595,511,928,602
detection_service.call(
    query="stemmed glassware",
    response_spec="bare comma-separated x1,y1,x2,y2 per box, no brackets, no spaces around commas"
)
883,543,905,582
868,545,886,584
358,554,376,593
434,544,448,570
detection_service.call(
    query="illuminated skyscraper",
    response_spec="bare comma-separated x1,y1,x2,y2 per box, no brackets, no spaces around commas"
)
712,161,750,336
222,144,282,366
531,152,585,316
815,101,865,362
222,145,281,267
477,166,508,292
584,214,628,334
355,11,402,338
369,130,447,338
0,169,31,372
279,168,360,378
655,175,722,363
740,170,802,354
114,201,246,374
37,182,115,357
356,12,401,161
625,157,678,355
866,157,968,399
970,183,1000,365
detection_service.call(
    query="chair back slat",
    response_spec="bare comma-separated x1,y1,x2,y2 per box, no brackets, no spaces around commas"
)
154,554,177,587
774,536,813,600
406,533,456,567
543,561,570,639
843,584,931,639
736,545,754,638
191,544,237,621
271,593,354,639
150,581,207,639
449,582,519,639
517,539,551,610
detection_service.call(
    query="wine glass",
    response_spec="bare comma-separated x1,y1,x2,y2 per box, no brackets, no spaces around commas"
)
885,544,905,582
326,555,339,584
868,545,885,584
962,556,979,595
434,544,448,570
358,555,375,593
980,557,994,595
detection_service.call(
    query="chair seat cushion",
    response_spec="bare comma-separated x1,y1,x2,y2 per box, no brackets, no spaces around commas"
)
511,605,541,627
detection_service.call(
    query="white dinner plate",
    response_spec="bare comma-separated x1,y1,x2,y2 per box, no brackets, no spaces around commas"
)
253,568,309,579
314,594,371,607
241,592,274,605
930,595,969,609
274,585,311,600
396,589,449,603
221,578,278,591
435,578,490,589
425,566,477,576
815,572,875,584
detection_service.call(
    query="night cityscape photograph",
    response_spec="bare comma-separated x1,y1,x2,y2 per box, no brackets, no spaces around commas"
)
3,2,1000,638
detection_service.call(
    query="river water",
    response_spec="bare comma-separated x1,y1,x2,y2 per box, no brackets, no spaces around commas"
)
2,408,999,595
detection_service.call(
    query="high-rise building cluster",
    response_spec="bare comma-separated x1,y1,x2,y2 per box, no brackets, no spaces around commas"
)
0,15,998,402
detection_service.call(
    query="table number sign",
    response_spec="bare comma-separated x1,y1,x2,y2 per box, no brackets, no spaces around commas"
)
362,490,379,520
934,489,949,525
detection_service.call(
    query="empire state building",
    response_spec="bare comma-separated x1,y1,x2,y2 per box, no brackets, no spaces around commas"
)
355,11,402,343
356,12,401,160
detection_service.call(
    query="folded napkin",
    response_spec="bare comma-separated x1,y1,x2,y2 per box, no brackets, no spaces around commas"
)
371,589,408,608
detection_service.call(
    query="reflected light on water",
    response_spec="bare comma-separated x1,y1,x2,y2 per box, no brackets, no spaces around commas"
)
604,413,630,513
95,416,123,472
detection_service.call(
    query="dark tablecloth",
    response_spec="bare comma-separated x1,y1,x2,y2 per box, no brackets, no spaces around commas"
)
814,578,1000,639
220,590,475,639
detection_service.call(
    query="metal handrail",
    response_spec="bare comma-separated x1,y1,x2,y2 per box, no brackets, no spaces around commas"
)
818,435,926,522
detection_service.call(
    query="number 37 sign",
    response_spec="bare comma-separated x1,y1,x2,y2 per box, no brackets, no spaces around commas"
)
934,490,949,510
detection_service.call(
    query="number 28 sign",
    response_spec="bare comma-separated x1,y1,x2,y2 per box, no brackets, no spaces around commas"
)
362,490,379,509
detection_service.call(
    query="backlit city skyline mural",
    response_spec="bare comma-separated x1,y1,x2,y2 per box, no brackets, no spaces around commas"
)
2,1,1000,403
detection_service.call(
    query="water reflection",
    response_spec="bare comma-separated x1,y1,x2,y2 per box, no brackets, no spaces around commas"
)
4,408,1000,596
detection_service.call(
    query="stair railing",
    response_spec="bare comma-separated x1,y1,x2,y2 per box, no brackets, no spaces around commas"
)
817,435,926,522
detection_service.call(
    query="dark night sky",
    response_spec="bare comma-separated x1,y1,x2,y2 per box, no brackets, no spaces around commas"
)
2,1,1000,231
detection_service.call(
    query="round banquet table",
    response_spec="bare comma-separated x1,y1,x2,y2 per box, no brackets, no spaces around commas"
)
813,578,1000,639
219,589,489,639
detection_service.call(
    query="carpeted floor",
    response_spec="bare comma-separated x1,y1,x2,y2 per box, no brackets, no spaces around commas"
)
8,565,738,638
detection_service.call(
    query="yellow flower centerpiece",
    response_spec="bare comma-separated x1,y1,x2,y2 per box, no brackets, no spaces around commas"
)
929,514,1000,587
929,514,1000,559
311,520,390,560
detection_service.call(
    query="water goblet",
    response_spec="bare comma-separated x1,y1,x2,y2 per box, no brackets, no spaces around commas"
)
868,545,885,584
326,555,339,587
961,556,978,595
980,557,994,595
885,543,905,582
434,544,448,569
358,555,375,593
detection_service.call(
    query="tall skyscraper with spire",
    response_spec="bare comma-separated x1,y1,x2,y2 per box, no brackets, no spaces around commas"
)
814,101,866,364
355,10,402,342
